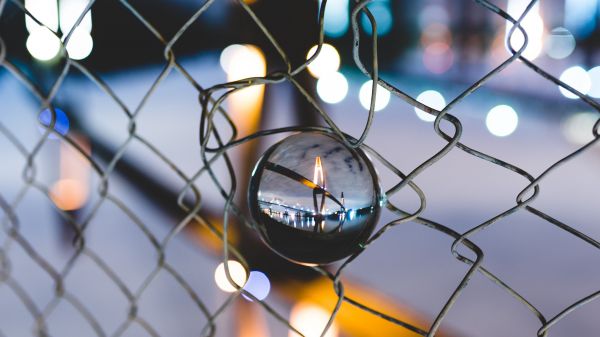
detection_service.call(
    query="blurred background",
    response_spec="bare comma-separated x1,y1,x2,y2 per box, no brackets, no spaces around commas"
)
0,0,600,336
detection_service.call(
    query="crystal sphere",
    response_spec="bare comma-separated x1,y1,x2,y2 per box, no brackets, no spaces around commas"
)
248,131,383,266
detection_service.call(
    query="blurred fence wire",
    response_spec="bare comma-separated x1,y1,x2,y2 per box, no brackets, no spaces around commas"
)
1,0,600,336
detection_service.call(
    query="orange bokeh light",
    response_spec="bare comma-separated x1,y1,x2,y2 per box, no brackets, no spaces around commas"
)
50,178,88,211
51,134,91,211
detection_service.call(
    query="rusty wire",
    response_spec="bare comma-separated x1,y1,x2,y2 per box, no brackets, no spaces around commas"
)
0,0,599,336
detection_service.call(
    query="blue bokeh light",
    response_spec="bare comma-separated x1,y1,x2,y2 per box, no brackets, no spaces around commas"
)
360,0,393,36
242,271,271,301
565,0,598,38
320,0,349,38
38,107,70,139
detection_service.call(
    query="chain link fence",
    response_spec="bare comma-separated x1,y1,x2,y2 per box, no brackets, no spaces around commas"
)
0,0,599,336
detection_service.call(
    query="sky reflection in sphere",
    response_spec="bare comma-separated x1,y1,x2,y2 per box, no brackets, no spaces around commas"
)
249,132,383,265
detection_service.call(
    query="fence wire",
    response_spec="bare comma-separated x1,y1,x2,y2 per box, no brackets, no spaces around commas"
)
0,0,599,336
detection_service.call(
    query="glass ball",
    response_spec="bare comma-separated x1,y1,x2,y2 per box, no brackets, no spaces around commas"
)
248,131,384,266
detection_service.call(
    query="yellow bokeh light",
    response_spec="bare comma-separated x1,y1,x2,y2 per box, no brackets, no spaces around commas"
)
289,302,339,337
221,44,266,81
214,260,248,293
50,179,88,211
306,44,341,78
219,44,266,136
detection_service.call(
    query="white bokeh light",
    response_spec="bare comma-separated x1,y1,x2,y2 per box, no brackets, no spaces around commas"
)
289,303,339,337
545,27,576,59
306,44,341,78
65,30,93,60
25,0,95,61
562,112,598,145
214,260,248,293
316,72,348,104
219,44,246,74
25,0,60,61
60,0,93,60
415,90,446,122
587,66,600,98
559,66,591,99
25,0,58,33
59,0,92,34
219,44,266,80
26,28,62,61
359,80,390,111
242,271,271,301
506,0,544,60
486,105,519,137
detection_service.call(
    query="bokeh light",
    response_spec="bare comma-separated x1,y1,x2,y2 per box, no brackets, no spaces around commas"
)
289,302,339,337
486,105,519,137
242,271,271,301
562,112,598,145
25,0,61,61
25,0,58,33
359,80,390,111
545,27,576,59
26,28,61,61
220,44,266,80
38,107,70,138
59,0,93,33
360,0,393,36
214,260,248,293
50,136,91,211
506,0,544,60
316,72,348,104
320,0,349,38
418,4,449,29
219,44,266,136
587,66,600,98
306,44,341,79
220,44,245,74
559,66,591,99
65,30,94,60
50,179,88,211
423,42,454,74
415,90,446,122
420,23,452,47
420,16,453,74
565,0,598,38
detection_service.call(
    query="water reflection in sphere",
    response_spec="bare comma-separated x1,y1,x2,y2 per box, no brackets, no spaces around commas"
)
248,131,384,266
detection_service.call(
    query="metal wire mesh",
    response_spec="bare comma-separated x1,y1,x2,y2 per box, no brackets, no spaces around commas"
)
0,0,599,336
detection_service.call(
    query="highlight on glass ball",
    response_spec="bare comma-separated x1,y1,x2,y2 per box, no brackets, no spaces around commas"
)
248,131,384,266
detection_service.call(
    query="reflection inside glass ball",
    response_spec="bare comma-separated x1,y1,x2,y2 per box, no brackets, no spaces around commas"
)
248,131,383,266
